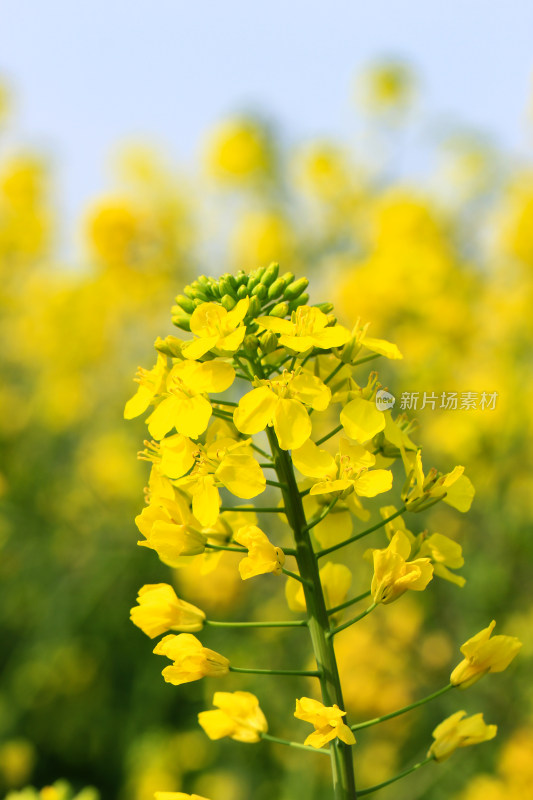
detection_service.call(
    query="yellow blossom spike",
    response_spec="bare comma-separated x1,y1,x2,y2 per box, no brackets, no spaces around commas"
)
234,524,285,579
371,530,434,604
428,711,497,762
294,697,355,748
182,298,249,359
450,621,522,689
198,691,268,743
154,633,229,685
130,583,205,638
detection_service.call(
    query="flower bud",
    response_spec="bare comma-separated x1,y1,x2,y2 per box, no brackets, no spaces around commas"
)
251,283,267,300
248,295,262,317
283,277,309,300
175,294,196,314
243,334,260,356
314,302,334,314
221,293,236,311
237,284,249,299
269,301,290,318
261,262,279,286
154,336,185,358
171,312,191,332
259,331,279,354
288,293,309,312
267,277,286,300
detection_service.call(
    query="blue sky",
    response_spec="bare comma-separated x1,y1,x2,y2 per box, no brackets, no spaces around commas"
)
2,0,533,222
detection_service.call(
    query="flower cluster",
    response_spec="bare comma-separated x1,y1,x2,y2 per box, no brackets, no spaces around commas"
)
126,269,521,800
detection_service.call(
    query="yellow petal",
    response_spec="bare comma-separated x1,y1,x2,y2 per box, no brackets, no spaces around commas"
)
443,474,475,512
216,454,266,499
181,335,219,360
361,335,403,359
290,372,331,411
310,326,351,349
340,396,386,442
354,469,392,497
233,386,277,434
273,398,312,450
292,439,336,479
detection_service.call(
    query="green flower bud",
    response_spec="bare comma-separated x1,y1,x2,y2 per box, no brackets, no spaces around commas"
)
269,301,290,318
219,275,237,298
221,294,237,311
283,277,309,300
154,335,185,357
251,283,267,300
243,334,260,356
248,295,262,317
175,294,196,314
235,270,248,286
259,331,279,354
280,271,295,285
314,302,334,314
267,277,286,300
171,314,191,332
288,293,309,312
237,284,249,299
261,262,279,286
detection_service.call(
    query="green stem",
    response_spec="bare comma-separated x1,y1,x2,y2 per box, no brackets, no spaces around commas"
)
229,666,321,677
266,479,288,489
316,424,343,446
260,462,277,469
261,732,330,755
213,399,238,407
328,603,377,637
327,590,371,617
351,685,454,731
282,568,311,586
204,542,246,553
317,507,407,558
251,442,271,459
352,353,382,367
266,426,358,800
205,619,307,628
324,361,344,385
357,756,434,796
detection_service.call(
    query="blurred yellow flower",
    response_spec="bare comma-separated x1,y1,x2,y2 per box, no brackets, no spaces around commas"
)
153,634,229,685
371,530,434,604
450,620,522,689
154,794,211,800
428,711,497,762
285,561,351,613
204,118,272,183
356,60,416,115
130,584,205,638
294,697,355,749
198,691,268,743
233,524,285,579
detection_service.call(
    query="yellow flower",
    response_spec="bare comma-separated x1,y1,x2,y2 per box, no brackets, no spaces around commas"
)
371,531,434,604
233,525,285,579
204,118,272,183
130,584,205,638
154,793,211,800
294,697,355,749
418,532,465,587
146,359,235,440
136,492,207,565
357,60,415,115
403,451,475,513
181,299,249,360
124,353,168,419
428,711,497,762
198,691,268,743
154,633,229,685
340,320,403,363
233,369,331,450
257,305,350,353
292,437,392,499
450,621,522,689
172,435,266,527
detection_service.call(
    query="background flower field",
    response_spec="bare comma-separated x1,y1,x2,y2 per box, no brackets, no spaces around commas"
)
1,30,532,800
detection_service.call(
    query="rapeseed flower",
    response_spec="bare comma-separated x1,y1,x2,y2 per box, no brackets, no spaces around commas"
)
198,691,268,743
233,369,331,450
130,584,205,638
154,634,229,685
233,525,285,579
292,437,392,498
136,490,207,565
181,299,249,360
450,621,522,689
371,530,434,604
124,353,168,420
294,697,355,748
257,305,350,353
428,711,497,762
146,359,235,440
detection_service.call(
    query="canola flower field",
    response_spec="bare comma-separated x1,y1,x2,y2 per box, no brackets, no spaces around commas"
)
0,64,531,800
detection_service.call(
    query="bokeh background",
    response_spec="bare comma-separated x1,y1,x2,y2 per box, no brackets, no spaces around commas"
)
1,3,533,799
